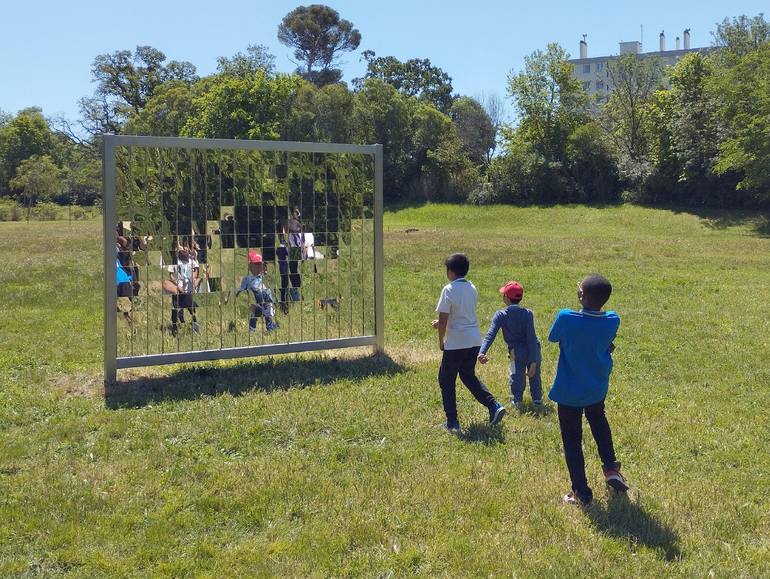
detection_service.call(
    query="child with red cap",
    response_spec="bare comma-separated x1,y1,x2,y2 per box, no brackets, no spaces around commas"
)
478,280,543,410
235,251,279,332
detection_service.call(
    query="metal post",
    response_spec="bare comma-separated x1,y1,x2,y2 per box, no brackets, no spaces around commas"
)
373,144,385,354
103,135,118,386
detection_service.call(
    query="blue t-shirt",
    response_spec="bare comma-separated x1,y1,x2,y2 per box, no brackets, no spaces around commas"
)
479,304,541,364
547,308,620,407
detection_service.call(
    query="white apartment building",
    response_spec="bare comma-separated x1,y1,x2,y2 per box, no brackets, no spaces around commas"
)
569,30,710,101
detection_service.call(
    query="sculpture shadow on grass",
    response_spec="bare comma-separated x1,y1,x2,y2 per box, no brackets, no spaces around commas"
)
457,421,506,446
105,352,406,410
586,492,682,562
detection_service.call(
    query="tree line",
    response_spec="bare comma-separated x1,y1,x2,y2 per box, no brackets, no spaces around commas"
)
0,6,768,209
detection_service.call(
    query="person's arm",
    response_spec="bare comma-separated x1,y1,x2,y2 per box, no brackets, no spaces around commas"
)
433,286,452,349
436,312,449,351
478,312,501,362
548,311,563,343
235,276,248,297
526,310,540,377
526,311,540,362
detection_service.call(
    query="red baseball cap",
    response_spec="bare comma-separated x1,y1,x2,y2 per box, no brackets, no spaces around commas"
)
248,250,263,264
499,281,524,300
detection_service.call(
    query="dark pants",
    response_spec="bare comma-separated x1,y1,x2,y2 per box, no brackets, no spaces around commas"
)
277,245,301,302
557,399,620,500
171,293,197,325
439,346,497,424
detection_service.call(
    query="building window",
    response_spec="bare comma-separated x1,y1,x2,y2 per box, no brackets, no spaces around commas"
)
583,81,591,91
583,64,591,73
596,80,605,91
596,62,604,71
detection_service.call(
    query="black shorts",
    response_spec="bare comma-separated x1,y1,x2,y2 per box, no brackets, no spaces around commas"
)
172,293,195,309
117,282,133,298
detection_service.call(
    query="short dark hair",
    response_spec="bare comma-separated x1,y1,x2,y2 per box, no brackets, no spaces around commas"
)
581,274,612,309
444,253,469,277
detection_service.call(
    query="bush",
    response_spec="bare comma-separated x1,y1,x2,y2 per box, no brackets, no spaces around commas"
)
30,202,61,221
71,206,88,220
466,180,498,205
0,201,23,222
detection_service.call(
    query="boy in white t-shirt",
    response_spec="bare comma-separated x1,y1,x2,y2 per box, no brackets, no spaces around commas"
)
431,253,506,432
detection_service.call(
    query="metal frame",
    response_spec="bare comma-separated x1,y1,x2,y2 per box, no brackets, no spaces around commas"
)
103,135,384,384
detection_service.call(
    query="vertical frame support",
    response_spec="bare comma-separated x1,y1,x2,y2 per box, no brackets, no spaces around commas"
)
373,144,385,354
103,135,118,386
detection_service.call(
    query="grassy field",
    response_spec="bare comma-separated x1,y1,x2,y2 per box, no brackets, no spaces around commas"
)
1,204,769,577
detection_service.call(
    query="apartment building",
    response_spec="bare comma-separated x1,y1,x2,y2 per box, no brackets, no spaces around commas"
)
569,30,710,101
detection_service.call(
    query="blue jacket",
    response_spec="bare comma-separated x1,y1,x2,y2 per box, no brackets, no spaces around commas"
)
548,308,620,407
480,304,541,364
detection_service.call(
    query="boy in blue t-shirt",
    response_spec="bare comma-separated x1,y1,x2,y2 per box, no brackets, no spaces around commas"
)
477,280,542,409
548,274,629,505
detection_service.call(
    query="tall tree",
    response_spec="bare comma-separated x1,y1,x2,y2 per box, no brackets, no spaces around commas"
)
0,108,55,196
182,71,301,140
712,13,770,58
449,97,495,165
712,42,770,198
477,91,506,161
277,4,361,86
602,54,663,186
216,45,276,77
9,155,62,206
358,52,454,113
80,46,197,135
507,43,588,164
124,80,196,136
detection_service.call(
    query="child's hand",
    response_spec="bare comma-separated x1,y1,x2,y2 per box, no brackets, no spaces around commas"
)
527,362,537,379
478,353,489,364
431,319,439,329
438,340,444,351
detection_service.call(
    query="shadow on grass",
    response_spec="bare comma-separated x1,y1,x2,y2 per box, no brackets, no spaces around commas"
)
106,352,406,410
662,205,770,237
516,400,553,418
586,492,681,562
458,421,506,446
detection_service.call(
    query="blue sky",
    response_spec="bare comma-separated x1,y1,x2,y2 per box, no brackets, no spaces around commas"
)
1,0,766,122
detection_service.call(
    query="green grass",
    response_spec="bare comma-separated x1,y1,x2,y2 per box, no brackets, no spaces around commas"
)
2,204,770,577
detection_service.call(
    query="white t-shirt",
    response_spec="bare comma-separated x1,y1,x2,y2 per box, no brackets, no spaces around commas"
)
435,278,482,350
167,259,197,293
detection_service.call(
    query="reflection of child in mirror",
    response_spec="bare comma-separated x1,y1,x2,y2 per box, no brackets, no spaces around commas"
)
236,251,279,333
162,243,200,336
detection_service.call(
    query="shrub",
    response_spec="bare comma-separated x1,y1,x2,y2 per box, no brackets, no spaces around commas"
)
30,202,60,221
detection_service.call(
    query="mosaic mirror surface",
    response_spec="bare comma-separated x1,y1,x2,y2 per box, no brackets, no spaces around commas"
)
113,146,376,358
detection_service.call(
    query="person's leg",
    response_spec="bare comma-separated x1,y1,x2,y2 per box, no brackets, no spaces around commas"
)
584,399,619,470
257,289,279,330
438,349,462,427
457,346,498,410
180,293,199,333
529,363,543,403
557,403,592,501
170,294,181,335
510,359,526,405
277,246,290,304
289,248,302,301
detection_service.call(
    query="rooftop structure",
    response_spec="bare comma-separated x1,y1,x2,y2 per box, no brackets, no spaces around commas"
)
569,30,710,101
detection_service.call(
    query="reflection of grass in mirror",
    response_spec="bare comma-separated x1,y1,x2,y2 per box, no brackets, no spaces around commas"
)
117,227,375,357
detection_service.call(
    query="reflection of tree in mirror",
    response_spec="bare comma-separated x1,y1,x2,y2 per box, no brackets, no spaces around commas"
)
114,144,376,358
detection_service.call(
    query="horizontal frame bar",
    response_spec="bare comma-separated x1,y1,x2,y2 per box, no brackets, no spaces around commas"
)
116,336,377,369
105,134,379,155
